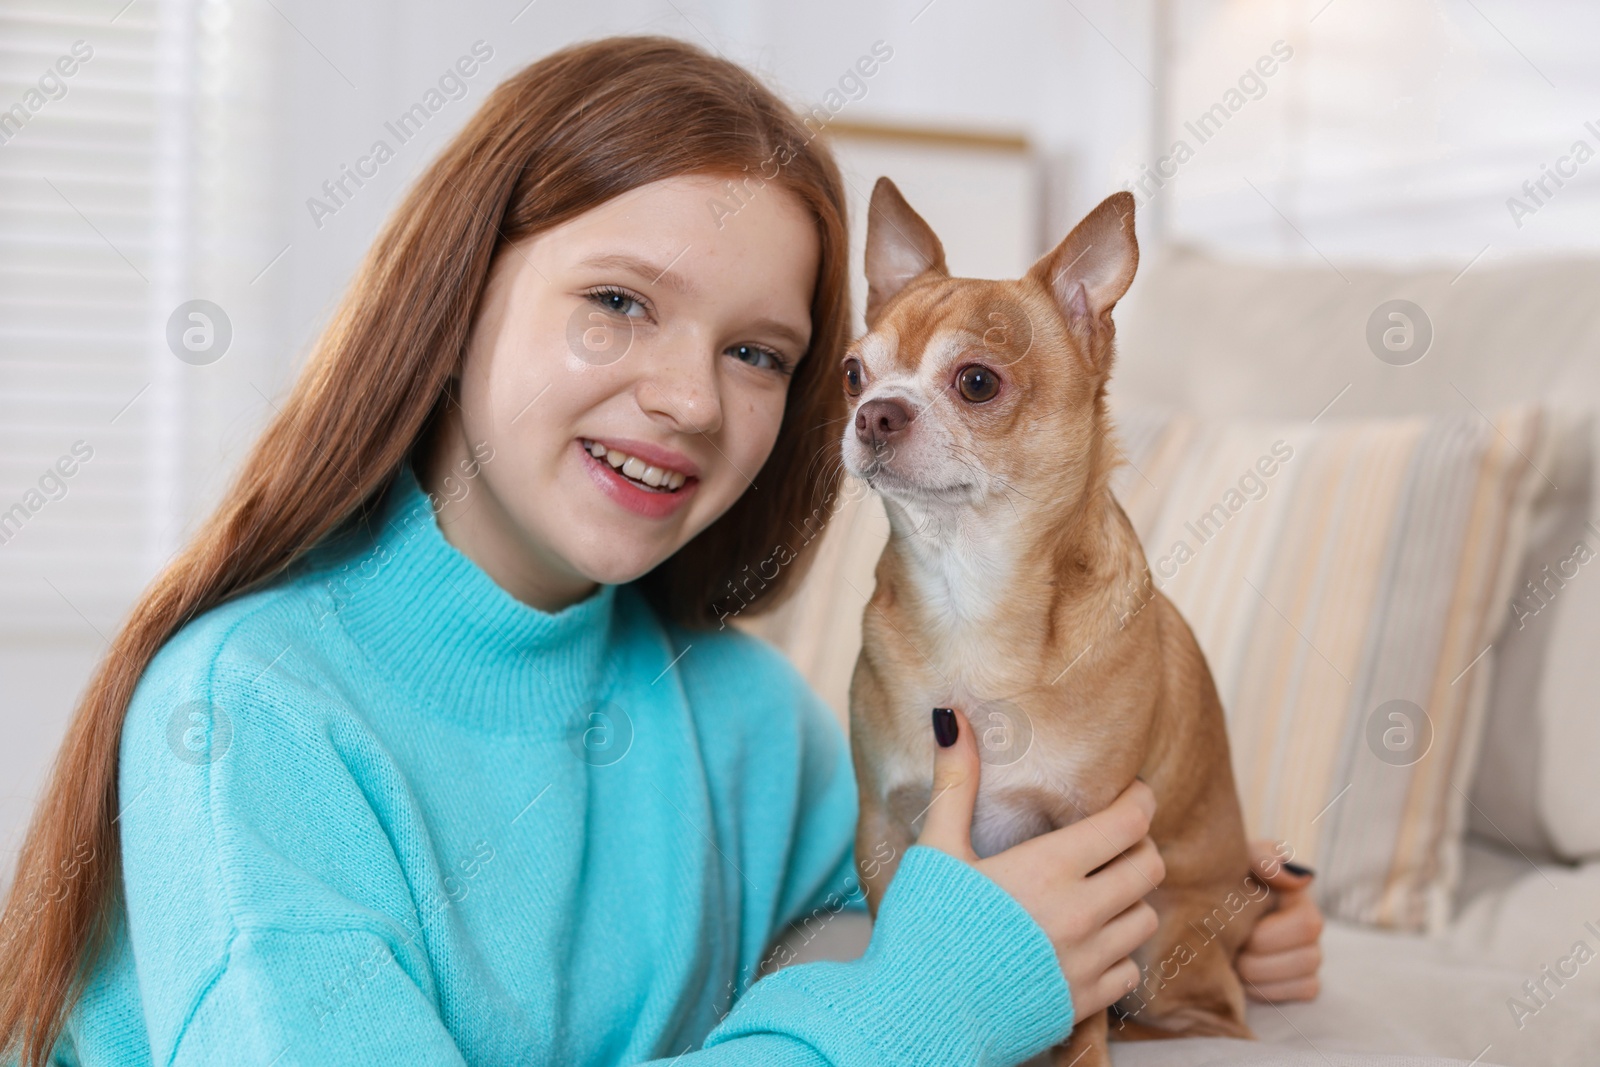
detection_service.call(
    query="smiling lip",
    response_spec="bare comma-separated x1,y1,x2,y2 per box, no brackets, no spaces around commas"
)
578,439,700,519
587,436,701,479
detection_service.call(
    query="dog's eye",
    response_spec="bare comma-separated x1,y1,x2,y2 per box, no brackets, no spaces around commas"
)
955,364,1000,403
843,358,864,397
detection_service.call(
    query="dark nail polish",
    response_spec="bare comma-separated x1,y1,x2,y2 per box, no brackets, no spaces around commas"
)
932,707,957,747
1283,862,1314,878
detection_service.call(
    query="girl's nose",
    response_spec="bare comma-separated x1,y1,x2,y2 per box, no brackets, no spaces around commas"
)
635,337,723,437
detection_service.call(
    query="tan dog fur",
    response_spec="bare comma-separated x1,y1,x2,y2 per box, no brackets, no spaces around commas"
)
842,178,1261,1066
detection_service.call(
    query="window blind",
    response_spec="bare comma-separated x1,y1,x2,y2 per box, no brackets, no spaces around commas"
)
0,0,279,640
1,0,172,640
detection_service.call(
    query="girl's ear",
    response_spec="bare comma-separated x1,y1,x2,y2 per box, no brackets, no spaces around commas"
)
863,176,947,329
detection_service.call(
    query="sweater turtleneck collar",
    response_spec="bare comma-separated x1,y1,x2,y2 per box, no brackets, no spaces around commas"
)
315,461,621,735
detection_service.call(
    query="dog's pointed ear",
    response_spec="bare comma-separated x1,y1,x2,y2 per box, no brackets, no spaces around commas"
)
865,177,947,328
1027,191,1138,346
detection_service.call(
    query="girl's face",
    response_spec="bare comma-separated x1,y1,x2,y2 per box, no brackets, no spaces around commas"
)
422,172,822,610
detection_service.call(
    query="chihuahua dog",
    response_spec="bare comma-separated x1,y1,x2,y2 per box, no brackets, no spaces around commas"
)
841,179,1260,1066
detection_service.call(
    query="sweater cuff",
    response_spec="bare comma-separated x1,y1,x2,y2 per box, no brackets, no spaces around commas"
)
706,844,1073,1066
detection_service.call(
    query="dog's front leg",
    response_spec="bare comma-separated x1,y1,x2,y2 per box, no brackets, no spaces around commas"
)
854,784,916,918
1110,883,1256,1040
1051,1006,1108,1067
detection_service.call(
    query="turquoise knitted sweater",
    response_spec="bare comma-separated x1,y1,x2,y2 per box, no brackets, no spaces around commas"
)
24,463,1074,1066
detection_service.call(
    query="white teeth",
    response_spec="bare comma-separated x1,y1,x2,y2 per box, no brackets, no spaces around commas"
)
582,439,689,491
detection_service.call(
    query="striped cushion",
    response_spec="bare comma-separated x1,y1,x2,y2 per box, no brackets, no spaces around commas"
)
1110,405,1556,932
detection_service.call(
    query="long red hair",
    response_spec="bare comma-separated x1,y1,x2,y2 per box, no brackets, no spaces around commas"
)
0,34,852,1065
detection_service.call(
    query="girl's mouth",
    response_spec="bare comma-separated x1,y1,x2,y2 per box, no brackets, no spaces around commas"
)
577,438,699,519
581,438,690,492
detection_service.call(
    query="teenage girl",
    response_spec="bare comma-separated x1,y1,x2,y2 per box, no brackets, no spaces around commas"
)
0,35,1322,1067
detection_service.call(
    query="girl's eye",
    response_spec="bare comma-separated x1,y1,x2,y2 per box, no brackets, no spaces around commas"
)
842,358,863,396
728,343,790,374
587,286,648,318
955,364,1000,403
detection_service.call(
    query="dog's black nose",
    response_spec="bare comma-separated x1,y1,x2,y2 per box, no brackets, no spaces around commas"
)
855,397,911,447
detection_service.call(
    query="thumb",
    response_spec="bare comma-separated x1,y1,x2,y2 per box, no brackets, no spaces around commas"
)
1249,839,1315,893
916,707,981,862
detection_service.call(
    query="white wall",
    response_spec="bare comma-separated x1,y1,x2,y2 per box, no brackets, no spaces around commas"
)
265,0,1151,366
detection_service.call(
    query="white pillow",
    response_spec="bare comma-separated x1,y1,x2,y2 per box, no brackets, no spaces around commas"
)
1112,247,1600,864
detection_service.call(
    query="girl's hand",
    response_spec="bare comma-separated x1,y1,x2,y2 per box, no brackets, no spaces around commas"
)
1236,839,1323,1002
918,707,1165,1020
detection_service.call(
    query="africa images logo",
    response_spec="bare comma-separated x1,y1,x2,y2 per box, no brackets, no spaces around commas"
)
305,41,495,229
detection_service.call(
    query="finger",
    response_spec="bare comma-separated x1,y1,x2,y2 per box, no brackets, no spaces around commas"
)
1088,956,1143,1017
1035,779,1157,877
1082,899,1161,976
1248,839,1315,891
917,707,981,861
1244,976,1320,1003
1237,943,1322,986
1242,896,1323,955
1079,836,1165,926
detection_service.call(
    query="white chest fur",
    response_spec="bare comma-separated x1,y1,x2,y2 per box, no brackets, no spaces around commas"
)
870,651,1103,860
866,495,1114,858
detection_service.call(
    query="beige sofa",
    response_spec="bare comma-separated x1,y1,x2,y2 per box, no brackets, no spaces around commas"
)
748,248,1600,1066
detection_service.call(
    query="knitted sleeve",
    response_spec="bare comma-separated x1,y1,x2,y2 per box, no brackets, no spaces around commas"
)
690,843,1076,1067
680,643,1076,1067
115,595,1073,1067
115,605,473,1067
